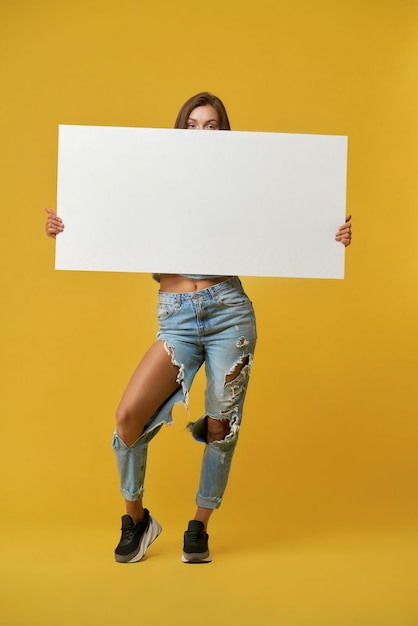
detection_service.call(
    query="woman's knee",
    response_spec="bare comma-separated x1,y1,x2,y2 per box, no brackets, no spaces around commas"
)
115,402,142,442
206,416,230,443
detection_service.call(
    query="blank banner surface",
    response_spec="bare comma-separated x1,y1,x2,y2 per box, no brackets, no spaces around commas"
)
56,125,347,278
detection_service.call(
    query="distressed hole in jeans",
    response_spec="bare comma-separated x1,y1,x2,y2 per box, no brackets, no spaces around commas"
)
236,336,249,349
206,416,231,443
225,355,250,384
163,340,188,408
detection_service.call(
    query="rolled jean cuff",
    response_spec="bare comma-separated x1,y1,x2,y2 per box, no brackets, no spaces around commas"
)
196,493,223,509
120,486,144,501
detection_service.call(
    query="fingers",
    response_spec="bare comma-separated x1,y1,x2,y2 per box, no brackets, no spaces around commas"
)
45,207,64,238
335,215,352,247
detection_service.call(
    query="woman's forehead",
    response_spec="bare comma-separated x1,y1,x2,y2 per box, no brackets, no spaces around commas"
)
188,104,219,119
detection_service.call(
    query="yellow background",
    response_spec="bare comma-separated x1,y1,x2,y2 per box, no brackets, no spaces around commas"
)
1,1,418,624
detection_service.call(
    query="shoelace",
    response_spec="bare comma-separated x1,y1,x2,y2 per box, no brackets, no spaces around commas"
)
121,519,145,541
188,532,206,545
121,527,135,541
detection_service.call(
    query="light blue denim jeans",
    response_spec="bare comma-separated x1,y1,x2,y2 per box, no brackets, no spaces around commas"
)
112,276,257,509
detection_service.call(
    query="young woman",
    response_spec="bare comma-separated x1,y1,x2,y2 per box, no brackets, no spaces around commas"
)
46,92,352,564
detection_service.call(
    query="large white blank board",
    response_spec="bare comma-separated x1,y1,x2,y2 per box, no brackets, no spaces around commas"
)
56,125,347,278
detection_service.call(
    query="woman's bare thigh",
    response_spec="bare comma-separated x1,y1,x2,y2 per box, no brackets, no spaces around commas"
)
116,340,180,444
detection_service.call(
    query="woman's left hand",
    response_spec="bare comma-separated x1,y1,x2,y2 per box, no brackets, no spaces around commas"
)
335,215,352,247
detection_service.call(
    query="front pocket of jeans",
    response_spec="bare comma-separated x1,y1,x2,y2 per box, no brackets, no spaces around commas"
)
216,292,251,307
157,303,177,321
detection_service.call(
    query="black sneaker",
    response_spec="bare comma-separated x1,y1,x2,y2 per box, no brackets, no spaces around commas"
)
115,509,162,563
182,520,211,563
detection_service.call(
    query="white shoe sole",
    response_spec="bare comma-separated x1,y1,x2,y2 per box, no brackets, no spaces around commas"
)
181,551,211,563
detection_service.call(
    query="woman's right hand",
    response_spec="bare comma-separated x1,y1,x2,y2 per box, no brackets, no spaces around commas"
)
45,207,64,239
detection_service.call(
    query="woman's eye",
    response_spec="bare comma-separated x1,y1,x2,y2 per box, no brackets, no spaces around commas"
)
187,123,196,129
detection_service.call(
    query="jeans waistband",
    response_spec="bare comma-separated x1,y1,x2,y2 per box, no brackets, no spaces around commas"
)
158,276,242,304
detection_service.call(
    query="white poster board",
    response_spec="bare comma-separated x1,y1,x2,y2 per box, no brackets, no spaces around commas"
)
56,125,347,278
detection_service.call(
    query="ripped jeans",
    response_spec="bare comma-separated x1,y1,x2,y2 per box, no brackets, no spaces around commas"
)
112,276,257,510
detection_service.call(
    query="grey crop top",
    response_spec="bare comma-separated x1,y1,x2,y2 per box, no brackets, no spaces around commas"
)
152,273,225,283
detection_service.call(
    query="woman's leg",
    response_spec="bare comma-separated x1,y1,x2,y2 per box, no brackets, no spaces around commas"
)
114,340,180,520
182,348,254,563
114,339,183,563
192,376,241,527
181,279,256,562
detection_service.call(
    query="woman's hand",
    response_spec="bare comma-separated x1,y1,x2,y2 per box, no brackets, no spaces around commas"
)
335,215,352,247
45,207,64,239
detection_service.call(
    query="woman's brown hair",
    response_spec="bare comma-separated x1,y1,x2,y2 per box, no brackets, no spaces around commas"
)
174,92,231,130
